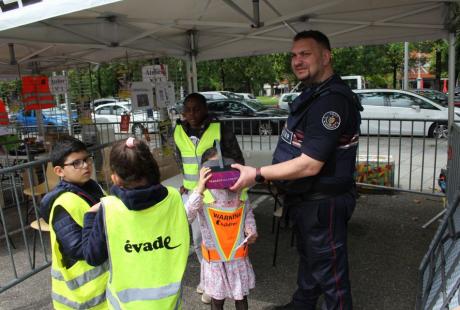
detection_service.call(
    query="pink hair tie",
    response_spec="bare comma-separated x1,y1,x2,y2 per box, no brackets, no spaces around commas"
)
126,137,135,148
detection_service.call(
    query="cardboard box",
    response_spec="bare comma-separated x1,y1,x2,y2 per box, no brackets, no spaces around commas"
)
356,155,395,187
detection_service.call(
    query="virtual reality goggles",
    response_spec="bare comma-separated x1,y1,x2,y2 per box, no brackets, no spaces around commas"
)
202,140,240,189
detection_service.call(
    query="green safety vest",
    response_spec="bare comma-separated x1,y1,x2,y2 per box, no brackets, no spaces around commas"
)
173,122,221,190
103,186,190,310
49,192,109,310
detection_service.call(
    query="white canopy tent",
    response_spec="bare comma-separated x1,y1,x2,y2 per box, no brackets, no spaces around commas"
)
0,0,458,121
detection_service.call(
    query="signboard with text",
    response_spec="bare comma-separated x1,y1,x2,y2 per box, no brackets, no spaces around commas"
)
49,75,68,95
142,65,168,82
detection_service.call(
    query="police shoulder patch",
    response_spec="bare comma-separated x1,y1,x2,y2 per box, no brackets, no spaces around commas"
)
321,111,341,130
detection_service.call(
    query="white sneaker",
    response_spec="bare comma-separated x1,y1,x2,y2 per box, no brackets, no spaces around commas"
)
201,293,211,304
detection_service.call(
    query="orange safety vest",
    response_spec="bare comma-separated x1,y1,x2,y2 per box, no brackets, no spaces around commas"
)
21,76,55,111
0,99,9,125
201,189,249,262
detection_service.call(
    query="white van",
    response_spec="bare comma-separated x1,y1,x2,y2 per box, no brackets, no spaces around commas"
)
342,75,366,89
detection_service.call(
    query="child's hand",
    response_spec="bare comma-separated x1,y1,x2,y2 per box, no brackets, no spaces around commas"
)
245,229,258,245
89,203,101,213
196,167,212,194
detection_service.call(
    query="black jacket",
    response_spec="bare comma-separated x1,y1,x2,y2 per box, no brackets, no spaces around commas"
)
39,179,104,268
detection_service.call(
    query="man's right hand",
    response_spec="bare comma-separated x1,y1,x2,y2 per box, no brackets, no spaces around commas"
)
229,164,257,191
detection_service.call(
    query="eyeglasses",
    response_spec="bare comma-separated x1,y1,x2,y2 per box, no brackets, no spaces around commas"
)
62,155,93,169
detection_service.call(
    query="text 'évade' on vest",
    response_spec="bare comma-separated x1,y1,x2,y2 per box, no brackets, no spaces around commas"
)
49,192,109,310
102,186,190,310
174,122,221,190
201,189,250,262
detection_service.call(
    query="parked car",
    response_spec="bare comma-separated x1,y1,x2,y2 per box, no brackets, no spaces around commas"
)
207,99,288,135
237,93,257,101
93,102,159,134
412,89,460,107
91,98,130,108
278,92,300,111
354,89,460,138
236,92,261,104
199,91,228,100
14,107,80,133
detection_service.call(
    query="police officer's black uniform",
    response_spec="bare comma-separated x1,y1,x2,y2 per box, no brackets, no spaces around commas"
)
273,74,361,310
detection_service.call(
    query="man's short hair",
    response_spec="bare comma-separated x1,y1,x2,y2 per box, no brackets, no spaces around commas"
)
50,137,87,167
294,30,331,51
184,93,207,109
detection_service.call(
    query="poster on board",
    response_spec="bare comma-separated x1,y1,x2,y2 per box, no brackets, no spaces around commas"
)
130,82,156,111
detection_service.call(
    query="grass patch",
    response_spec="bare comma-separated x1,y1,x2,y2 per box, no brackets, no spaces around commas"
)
257,96,278,106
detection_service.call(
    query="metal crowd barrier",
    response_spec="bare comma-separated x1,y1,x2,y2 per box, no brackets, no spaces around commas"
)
447,123,460,204
0,142,114,294
417,191,460,309
219,116,451,195
9,116,452,195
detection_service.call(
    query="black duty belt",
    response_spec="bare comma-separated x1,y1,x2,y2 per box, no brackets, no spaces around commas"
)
287,182,354,202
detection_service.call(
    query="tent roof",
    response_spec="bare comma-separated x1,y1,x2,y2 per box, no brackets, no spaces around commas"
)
0,0,457,72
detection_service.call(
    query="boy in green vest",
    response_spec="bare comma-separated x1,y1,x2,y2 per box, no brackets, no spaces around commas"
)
39,137,108,309
173,92,244,303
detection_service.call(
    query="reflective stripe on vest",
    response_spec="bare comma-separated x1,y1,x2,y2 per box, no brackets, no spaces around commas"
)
51,261,109,290
118,281,181,302
103,187,189,309
173,123,221,190
49,192,108,309
52,291,106,310
202,189,248,262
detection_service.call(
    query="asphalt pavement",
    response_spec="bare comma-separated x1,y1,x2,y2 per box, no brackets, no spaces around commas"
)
0,190,444,310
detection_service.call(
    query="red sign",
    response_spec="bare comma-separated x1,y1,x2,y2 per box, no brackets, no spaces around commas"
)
0,99,9,125
120,114,130,132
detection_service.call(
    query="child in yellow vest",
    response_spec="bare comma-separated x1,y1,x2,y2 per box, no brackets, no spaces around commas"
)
82,138,190,309
185,147,257,310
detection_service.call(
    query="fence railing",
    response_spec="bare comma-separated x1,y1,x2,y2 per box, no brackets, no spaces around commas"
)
417,191,460,310
416,123,460,310
447,124,460,204
0,143,112,293
220,116,451,195
8,116,452,195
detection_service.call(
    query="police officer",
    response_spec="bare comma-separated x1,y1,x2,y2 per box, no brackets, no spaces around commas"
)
230,30,361,310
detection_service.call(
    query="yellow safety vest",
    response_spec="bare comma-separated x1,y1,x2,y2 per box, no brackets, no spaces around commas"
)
173,122,221,190
202,189,249,262
49,192,109,310
103,186,190,310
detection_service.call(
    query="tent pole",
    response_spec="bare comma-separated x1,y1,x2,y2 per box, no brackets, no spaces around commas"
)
448,31,455,129
63,70,73,136
403,42,409,90
185,57,192,95
189,30,198,92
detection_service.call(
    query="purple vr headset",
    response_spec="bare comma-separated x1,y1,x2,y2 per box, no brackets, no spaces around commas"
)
202,140,240,189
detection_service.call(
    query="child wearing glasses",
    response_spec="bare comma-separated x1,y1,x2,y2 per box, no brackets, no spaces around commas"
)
82,137,190,309
39,136,108,309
